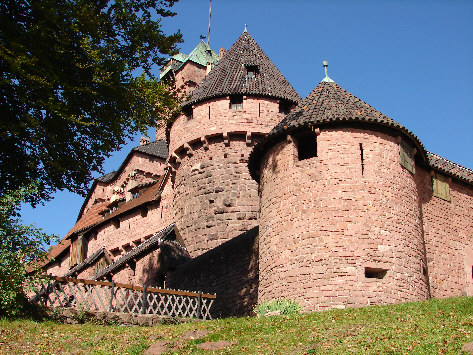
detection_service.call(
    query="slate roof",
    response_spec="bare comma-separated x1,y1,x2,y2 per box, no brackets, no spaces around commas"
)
249,80,473,185
93,224,178,280
183,31,301,107
160,41,219,80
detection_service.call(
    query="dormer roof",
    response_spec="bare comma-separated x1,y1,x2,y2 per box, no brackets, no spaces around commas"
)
183,31,301,107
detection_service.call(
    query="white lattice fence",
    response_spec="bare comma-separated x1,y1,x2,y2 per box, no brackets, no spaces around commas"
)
30,276,216,320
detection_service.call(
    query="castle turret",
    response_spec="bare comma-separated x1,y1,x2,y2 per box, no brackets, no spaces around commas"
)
169,31,301,257
249,74,430,311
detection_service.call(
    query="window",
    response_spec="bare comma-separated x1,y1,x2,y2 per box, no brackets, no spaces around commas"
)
432,172,451,201
132,191,140,200
279,100,291,115
294,131,317,161
230,95,243,109
183,106,193,120
399,140,415,174
245,65,258,78
365,267,388,279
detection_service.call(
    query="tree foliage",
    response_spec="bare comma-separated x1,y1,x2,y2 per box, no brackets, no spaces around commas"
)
0,184,57,317
0,0,183,204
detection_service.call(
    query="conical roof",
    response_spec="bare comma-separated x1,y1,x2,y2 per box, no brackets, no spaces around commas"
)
248,80,428,181
183,31,301,107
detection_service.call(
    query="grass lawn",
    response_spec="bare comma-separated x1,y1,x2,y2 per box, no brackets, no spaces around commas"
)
1,296,473,354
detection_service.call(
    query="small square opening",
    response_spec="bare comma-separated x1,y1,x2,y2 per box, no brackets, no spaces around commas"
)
279,100,292,115
245,65,258,78
294,131,317,161
183,106,193,120
365,267,388,279
230,95,243,109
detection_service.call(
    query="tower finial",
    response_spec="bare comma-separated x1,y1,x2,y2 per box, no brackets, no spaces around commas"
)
321,60,335,83
244,24,247,32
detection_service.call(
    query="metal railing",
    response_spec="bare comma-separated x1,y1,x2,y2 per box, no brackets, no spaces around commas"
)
30,276,215,320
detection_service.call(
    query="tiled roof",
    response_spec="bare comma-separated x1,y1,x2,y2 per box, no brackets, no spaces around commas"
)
248,81,428,181
184,31,301,107
132,139,169,159
428,152,473,184
97,171,116,183
30,202,108,271
93,224,178,280
78,140,168,220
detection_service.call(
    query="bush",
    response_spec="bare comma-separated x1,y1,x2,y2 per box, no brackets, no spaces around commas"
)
254,298,303,317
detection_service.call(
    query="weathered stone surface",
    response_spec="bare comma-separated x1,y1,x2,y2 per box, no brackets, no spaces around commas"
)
144,341,171,355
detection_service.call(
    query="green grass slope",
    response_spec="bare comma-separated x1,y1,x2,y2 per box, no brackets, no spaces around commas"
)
1,296,473,354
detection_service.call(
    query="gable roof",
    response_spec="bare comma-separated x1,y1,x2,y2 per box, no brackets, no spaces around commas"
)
93,223,181,280
183,31,301,107
77,140,168,220
248,80,473,185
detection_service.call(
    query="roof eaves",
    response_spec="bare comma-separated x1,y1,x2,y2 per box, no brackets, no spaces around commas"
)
93,223,178,280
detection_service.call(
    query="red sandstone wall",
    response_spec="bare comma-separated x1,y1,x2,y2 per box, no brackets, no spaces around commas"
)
82,153,166,216
258,127,429,311
416,167,473,298
169,96,286,257
166,227,259,318
174,61,207,95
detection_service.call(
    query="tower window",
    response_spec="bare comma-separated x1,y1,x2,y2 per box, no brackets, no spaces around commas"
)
279,100,292,115
183,106,193,120
294,131,317,161
245,65,258,78
230,95,243,109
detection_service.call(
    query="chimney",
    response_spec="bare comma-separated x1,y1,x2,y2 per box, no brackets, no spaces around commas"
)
140,136,150,146
206,61,212,75
219,47,226,59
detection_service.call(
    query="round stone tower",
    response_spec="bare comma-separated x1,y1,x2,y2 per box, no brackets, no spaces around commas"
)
248,77,430,311
169,31,300,257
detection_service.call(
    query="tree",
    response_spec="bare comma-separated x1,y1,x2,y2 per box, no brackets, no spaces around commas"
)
0,0,183,204
0,184,57,316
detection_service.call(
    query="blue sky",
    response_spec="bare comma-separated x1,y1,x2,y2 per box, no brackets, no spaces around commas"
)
21,0,473,241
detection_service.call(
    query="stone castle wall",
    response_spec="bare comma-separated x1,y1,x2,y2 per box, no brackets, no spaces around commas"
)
258,127,430,311
416,168,473,298
169,96,286,257
166,227,259,318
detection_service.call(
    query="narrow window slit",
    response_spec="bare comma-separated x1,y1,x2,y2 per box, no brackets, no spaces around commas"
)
359,143,364,175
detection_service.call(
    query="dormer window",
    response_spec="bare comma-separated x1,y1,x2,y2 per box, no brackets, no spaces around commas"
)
245,65,258,78
230,95,243,109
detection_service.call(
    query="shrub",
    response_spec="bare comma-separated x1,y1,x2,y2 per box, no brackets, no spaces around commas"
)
254,298,303,317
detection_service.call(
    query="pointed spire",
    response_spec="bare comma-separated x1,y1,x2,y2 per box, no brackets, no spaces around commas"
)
183,31,301,107
244,24,248,32
321,60,335,83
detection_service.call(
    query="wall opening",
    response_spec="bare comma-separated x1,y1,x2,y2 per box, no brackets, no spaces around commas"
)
245,65,259,78
294,131,317,161
230,95,243,109
279,100,291,115
183,106,193,120
365,267,388,279
359,143,364,175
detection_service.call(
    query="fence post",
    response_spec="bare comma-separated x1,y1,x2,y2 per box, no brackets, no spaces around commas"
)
109,281,115,312
197,291,202,319
141,285,148,314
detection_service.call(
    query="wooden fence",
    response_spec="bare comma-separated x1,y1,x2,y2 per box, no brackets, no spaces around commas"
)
30,276,216,320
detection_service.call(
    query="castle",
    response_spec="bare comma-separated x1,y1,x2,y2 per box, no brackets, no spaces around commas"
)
41,31,473,317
